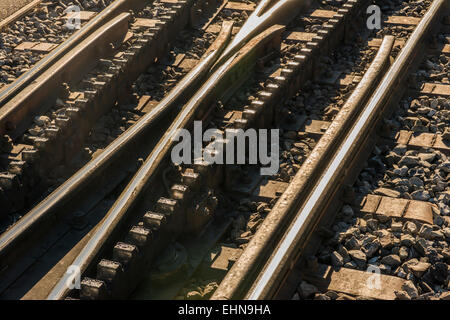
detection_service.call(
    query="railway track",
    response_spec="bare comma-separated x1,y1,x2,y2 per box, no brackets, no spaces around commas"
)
0,0,282,299
0,0,118,91
0,0,448,301
0,0,229,219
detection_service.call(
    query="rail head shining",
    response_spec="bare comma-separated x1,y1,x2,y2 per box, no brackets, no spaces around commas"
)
46,54,237,301
0,0,147,108
46,22,285,300
0,21,233,270
247,0,446,300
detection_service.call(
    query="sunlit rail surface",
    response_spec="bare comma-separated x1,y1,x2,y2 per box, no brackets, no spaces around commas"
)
0,0,448,301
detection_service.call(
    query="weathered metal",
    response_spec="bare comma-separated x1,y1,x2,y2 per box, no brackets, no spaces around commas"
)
9,0,318,300
0,0,150,131
0,12,131,139
0,0,202,219
46,23,285,300
0,19,234,283
245,0,448,300
0,0,43,32
212,0,310,71
360,194,434,225
212,35,396,300
395,130,450,154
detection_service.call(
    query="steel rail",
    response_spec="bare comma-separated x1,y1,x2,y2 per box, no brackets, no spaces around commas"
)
0,0,310,298
212,33,397,299
0,0,44,31
46,24,285,300
0,0,308,137
211,0,310,71
0,11,132,139
246,0,448,299
0,21,234,272
0,0,148,113
0,0,312,281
